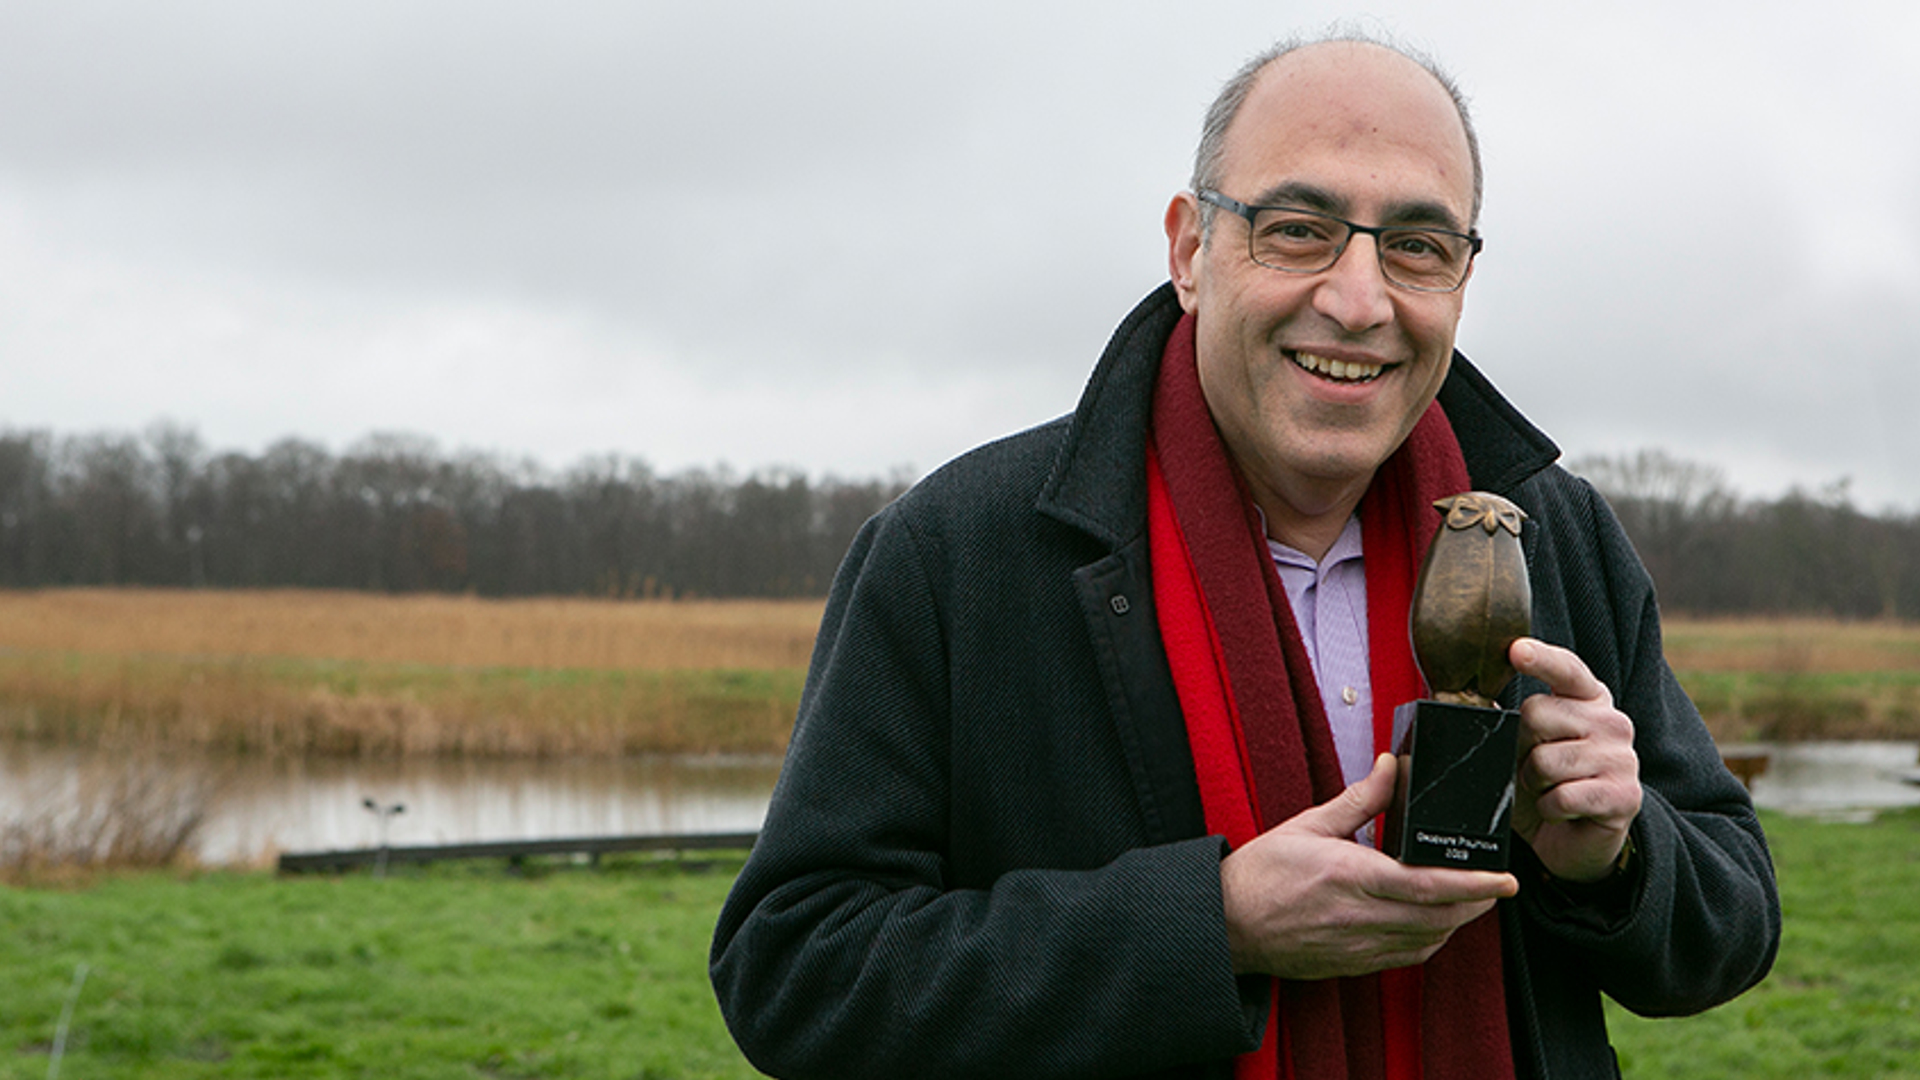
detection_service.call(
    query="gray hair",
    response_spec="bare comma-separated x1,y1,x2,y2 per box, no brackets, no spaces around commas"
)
1191,29,1484,233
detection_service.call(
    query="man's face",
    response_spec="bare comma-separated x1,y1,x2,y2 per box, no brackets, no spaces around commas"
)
1168,42,1478,529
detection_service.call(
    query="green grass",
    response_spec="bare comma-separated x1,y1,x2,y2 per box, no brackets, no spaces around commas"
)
1607,807,1920,1078
0,855,761,1079
5,810,1917,1079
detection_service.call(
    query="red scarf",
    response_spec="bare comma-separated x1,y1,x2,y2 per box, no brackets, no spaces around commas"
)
1146,314,1513,1080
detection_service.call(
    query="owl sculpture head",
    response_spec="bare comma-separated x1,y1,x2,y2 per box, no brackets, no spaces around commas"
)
1409,492,1532,708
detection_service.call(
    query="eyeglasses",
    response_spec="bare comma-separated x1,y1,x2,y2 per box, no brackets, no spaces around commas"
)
1195,189,1483,293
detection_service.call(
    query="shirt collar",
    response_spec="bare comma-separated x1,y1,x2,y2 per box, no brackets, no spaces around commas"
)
1263,512,1364,575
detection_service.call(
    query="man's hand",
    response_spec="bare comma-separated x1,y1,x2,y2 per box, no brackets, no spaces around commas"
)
1509,637,1643,883
1220,753,1517,979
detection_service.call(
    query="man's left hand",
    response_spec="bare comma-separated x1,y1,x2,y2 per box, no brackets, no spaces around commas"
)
1509,637,1643,883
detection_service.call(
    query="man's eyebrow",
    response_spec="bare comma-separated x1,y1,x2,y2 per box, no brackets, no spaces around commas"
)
1248,182,1468,233
1377,200,1469,233
1249,181,1346,215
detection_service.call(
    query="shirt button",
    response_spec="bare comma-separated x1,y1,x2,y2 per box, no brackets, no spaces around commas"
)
1341,686,1359,706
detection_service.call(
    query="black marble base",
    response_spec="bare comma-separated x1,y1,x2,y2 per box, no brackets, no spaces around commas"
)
1380,699,1520,870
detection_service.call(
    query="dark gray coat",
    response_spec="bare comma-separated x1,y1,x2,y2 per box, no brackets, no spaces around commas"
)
711,285,1780,1080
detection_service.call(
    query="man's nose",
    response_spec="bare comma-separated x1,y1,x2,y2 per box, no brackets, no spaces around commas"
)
1311,235,1395,332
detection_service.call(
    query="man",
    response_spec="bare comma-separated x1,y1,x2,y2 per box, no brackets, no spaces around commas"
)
711,34,1778,1080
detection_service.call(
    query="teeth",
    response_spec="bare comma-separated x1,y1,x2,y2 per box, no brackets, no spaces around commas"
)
1293,352,1384,382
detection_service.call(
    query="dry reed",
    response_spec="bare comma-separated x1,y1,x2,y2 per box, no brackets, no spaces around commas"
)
0,654,804,758
0,588,823,670
1661,615,1920,674
0,589,820,758
1662,616,1920,743
1,743,219,880
8,594,1915,757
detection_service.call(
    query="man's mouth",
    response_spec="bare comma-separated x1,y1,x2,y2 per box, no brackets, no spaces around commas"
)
1290,350,1385,384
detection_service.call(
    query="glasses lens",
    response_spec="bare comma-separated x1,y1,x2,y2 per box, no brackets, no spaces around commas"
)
1246,210,1347,273
1377,230,1474,291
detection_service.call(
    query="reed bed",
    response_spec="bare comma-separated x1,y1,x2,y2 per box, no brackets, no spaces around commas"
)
0,589,818,759
0,587,823,669
0,653,806,757
1663,616,1920,743
4,591,1918,759
1662,616,1920,674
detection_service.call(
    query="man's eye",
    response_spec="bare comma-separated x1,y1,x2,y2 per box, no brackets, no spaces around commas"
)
1262,218,1334,243
1387,233,1446,259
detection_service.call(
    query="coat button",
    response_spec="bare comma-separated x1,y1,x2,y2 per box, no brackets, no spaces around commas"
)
1109,594,1131,615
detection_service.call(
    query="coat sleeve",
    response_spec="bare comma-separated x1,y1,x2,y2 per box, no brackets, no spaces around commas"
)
709,505,1265,1080
1511,473,1781,1017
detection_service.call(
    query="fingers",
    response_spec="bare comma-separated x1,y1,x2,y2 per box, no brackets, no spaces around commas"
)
1221,821,1514,979
1365,864,1518,907
1506,638,1644,880
1513,639,1629,752
1510,637,1607,703
1520,723,1636,796
1337,896,1504,971
1280,752,1398,840
1521,739,1641,828
1275,755,1520,903
1529,775,1641,828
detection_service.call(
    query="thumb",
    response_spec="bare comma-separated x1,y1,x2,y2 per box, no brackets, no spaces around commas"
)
1280,752,1398,839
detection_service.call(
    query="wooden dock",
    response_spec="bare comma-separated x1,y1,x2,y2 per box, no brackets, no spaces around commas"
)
277,830,757,874
1718,746,1772,790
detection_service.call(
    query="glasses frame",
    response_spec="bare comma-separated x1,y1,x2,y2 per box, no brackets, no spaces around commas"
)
1195,188,1483,294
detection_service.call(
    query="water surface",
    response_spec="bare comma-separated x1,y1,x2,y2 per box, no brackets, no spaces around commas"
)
0,745,779,865
6,739,1915,866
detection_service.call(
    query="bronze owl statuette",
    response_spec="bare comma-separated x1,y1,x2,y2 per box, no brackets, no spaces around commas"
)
1409,492,1531,708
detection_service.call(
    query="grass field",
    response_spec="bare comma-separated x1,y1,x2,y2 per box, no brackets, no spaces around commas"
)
3,808,1914,1079
0,854,759,1080
1605,807,1920,1078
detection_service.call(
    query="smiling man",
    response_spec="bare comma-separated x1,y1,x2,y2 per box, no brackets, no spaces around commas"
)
712,34,1779,1080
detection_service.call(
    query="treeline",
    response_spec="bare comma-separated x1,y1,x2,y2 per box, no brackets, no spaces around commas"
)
0,425,908,598
1572,451,1920,620
4,426,1917,614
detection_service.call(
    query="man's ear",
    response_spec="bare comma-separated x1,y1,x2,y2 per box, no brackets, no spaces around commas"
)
1165,192,1204,313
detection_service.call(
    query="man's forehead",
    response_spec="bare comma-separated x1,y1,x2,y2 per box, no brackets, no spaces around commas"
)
1220,41,1475,215
1251,40,1461,124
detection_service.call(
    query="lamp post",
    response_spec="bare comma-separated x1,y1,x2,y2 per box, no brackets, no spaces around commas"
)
361,797,405,878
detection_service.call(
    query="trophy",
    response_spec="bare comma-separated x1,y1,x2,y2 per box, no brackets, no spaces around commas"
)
1380,492,1530,871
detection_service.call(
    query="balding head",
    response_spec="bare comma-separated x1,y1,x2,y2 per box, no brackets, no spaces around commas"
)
1193,34,1482,231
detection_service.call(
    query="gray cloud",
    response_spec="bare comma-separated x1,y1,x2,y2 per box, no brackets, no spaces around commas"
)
3,0,1917,505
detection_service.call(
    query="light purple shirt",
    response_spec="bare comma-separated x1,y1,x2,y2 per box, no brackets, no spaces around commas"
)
1266,514,1375,790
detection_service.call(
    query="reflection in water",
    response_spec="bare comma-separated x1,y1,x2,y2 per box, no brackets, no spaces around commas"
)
0,744,780,865
7,740,1917,866
1746,741,1920,820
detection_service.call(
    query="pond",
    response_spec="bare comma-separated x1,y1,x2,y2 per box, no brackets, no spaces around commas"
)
0,744,780,865
4,740,1915,866
1743,740,1920,822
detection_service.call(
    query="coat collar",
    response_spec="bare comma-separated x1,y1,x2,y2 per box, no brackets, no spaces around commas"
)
1036,283,1561,548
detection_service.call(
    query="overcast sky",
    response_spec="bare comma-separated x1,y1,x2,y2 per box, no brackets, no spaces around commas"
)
3,1,1917,509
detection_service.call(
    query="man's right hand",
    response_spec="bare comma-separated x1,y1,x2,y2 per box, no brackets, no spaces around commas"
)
1219,753,1518,979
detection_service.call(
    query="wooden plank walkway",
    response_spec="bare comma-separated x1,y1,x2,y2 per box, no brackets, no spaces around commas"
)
277,831,757,874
